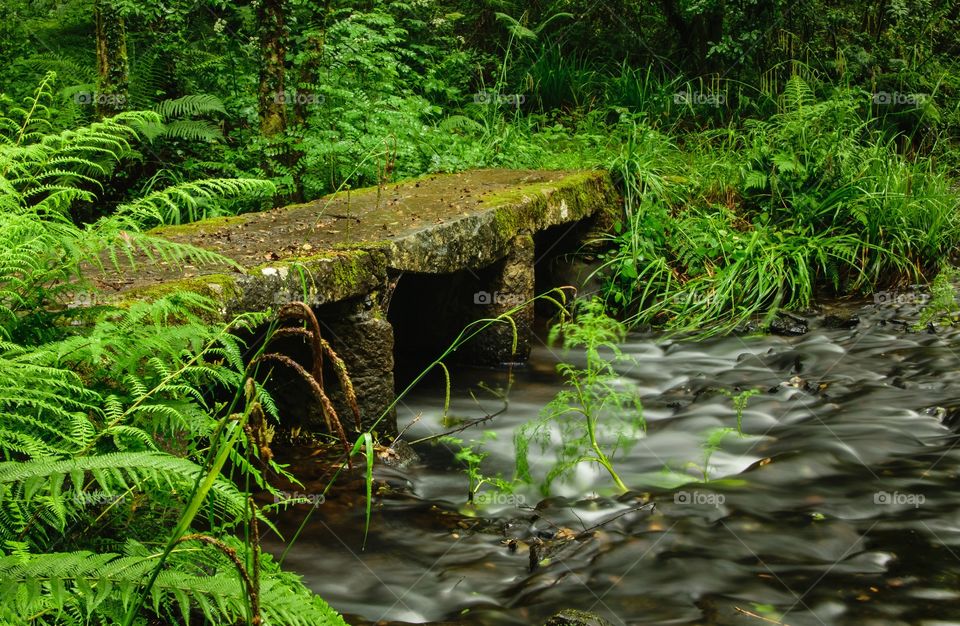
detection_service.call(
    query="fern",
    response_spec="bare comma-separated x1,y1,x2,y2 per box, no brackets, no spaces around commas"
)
154,95,226,120
438,114,484,135
0,453,249,540
0,345,98,457
159,119,223,142
0,545,348,626
0,74,276,339
782,74,815,112
20,54,95,86
135,95,227,144
117,178,274,226
0,74,343,626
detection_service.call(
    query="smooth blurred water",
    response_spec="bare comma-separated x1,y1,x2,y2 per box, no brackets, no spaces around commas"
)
264,298,960,626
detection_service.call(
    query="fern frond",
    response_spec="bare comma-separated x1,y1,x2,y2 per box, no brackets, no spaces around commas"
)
0,74,345,625
783,75,814,112
20,54,95,83
155,95,226,120
0,546,349,626
0,452,248,538
116,178,274,226
438,115,483,134
160,120,223,142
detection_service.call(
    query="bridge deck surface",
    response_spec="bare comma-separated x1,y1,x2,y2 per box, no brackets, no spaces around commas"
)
90,168,615,309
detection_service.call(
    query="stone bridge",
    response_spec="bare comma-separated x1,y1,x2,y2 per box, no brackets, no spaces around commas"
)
98,169,619,434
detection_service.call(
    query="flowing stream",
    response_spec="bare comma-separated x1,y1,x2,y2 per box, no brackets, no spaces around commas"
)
265,297,960,626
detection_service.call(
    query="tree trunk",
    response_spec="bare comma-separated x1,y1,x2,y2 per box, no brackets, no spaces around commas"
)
94,0,128,117
292,34,323,128
258,0,287,137
659,0,726,75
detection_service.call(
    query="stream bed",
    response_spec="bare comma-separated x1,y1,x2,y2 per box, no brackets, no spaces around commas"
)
265,296,960,626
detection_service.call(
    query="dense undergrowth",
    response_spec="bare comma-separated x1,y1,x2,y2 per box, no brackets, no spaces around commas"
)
3,3,957,336
598,76,960,334
1,0,959,623
0,78,346,624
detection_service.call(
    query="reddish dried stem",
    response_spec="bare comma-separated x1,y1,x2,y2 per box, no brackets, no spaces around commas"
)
177,533,261,625
275,302,324,389
320,337,361,432
254,353,351,464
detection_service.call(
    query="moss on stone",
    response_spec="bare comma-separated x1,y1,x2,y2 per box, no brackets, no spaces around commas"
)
492,204,526,238
250,248,386,305
320,250,384,296
477,170,598,205
331,240,392,253
148,214,250,241
109,273,241,320
106,169,616,312
479,171,613,239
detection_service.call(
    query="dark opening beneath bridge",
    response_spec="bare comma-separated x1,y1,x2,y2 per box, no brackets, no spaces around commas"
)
389,215,605,389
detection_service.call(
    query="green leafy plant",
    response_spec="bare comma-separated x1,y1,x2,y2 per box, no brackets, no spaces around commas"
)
515,299,644,495
440,432,514,505
599,76,960,337
0,76,348,625
719,388,762,436
916,266,960,329
686,427,736,483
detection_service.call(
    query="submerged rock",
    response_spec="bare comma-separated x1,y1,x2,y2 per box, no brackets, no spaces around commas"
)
774,375,820,394
769,312,809,336
928,405,960,431
544,609,613,626
377,439,420,469
822,313,860,329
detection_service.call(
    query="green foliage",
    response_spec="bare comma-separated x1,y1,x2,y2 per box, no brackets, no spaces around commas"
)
440,432,513,504
0,1,958,618
154,94,226,120
0,452,247,536
719,389,762,436
515,299,644,495
599,79,960,336
118,177,273,226
0,542,346,626
685,427,736,484
916,266,960,329
0,77,345,625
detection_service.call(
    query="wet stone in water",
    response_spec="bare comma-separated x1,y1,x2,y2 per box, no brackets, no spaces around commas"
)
544,609,614,626
377,439,420,469
769,312,809,336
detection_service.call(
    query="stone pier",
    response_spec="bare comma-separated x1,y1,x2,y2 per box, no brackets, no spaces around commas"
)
462,233,536,365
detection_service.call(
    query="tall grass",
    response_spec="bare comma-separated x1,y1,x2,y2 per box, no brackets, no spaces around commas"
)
526,44,600,112
597,75,960,335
